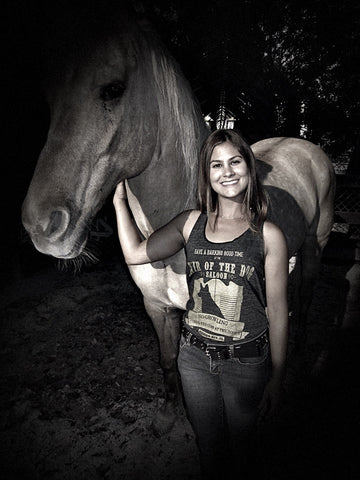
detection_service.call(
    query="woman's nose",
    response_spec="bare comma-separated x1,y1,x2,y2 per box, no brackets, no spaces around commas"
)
223,164,234,176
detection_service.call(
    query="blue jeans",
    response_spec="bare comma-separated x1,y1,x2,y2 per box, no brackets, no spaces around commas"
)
177,334,270,480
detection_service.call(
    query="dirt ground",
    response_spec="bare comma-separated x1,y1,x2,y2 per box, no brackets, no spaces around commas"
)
1,236,359,480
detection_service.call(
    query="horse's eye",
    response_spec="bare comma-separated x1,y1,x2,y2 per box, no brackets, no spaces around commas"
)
100,81,125,101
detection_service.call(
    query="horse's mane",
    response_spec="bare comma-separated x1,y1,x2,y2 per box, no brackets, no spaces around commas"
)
136,22,208,207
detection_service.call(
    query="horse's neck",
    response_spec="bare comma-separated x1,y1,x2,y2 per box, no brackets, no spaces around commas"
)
125,38,208,236
127,144,197,237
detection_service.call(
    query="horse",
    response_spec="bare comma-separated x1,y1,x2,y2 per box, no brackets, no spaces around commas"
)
21,8,335,432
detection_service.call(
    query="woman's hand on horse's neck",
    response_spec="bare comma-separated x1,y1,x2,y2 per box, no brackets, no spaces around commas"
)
113,186,194,265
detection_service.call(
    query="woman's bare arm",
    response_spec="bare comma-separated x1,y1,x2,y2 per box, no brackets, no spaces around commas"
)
264,221,289,382
113,182,196,265
258,221,288,421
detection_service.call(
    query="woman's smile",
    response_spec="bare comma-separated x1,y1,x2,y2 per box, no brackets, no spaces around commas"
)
221,179,239,185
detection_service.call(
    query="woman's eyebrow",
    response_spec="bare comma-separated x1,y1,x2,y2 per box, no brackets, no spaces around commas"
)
210,155,242,163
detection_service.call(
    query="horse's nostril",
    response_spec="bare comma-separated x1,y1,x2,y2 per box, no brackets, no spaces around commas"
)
45,209,70,240
47,210,63,235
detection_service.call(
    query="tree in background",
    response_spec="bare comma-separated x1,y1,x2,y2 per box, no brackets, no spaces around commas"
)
142,0,359,166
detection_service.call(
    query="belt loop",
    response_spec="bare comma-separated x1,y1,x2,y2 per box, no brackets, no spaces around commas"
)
183,327,191,345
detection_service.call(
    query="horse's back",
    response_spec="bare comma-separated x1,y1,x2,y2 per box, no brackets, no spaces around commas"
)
252,137,335,252
252,137,334,194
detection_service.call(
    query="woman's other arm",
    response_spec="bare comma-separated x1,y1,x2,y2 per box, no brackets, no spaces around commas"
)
258,221,289,421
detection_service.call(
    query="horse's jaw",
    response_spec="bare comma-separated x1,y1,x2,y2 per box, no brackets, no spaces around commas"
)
27,232,88,259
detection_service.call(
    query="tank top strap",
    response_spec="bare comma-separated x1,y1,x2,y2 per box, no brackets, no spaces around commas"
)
187,212,207,243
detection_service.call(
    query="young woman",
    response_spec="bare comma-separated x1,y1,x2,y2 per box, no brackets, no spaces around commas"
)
113,129,288,479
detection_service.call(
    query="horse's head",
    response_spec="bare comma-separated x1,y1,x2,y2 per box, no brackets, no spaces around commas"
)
22,14,160,258
22,9,205,259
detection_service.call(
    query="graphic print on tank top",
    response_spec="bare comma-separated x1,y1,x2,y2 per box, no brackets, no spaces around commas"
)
188,278,248,341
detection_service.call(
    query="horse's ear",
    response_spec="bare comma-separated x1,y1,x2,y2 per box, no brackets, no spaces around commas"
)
135,15,156,34
127,1,156,33
131,0,146,14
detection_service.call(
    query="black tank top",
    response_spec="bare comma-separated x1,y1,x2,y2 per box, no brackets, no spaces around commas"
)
184,213,268,345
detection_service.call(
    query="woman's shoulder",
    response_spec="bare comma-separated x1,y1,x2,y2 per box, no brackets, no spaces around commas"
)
179,210,202,242
263,221,288,253
263,220,283,235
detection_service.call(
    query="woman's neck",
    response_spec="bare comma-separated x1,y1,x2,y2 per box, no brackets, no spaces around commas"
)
216,198,246,220
206,212,250,242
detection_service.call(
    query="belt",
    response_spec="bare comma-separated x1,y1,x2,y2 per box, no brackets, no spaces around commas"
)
181,326,269,360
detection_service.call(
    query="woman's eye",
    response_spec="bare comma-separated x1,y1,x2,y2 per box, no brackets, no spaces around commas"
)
211,163,222,168
231,158,242,165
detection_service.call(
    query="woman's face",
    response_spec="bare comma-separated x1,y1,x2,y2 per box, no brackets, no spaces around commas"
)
209,141,249,202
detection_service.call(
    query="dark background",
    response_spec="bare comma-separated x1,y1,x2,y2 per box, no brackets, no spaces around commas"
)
1,2,359,478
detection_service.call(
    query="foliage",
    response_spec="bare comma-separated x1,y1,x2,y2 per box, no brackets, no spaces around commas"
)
141,0,360,161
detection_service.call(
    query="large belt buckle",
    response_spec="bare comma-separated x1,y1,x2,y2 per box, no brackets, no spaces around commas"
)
205,345,235,360
205,346,217,359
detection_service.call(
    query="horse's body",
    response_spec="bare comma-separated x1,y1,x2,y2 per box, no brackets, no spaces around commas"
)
22,11,335,431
